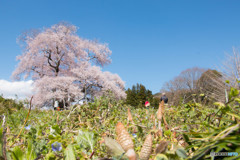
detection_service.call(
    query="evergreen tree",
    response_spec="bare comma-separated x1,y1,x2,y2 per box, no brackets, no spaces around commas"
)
126,87,137,106
125,83,159,108
146,90,153,102
136,84,147,106
151,97,160,109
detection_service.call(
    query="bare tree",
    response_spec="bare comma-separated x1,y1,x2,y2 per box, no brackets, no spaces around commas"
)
180,67,206,92
161,67,205,105
161,49,240,105
198,69,226,103
220,48,240,88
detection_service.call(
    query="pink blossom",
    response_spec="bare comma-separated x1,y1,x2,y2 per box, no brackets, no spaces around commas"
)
12,23,125,107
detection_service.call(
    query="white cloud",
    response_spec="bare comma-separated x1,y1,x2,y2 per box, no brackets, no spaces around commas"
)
0,79,33,99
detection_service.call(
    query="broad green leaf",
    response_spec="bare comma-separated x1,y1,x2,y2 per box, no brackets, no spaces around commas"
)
104,137,125,157
26,139,37,160
230,87,239,97
46,152,56,160
154,154,168,160
6,152,11,160
11,146,24,160
76,130,95,152
176,148,188,158
64,144,76,160
52,125,61,135
228,87,239,101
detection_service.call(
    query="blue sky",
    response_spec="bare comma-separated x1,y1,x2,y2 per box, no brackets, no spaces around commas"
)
1,0,240,96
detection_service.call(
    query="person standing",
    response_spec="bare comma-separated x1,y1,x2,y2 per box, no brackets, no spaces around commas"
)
160,93,169,129
145,101,150,107
145,101,150,114
160,93,168,104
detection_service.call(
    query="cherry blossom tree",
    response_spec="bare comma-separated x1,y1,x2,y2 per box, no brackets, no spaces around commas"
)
33,76,81,107
71,62,126,100
12,22,126,107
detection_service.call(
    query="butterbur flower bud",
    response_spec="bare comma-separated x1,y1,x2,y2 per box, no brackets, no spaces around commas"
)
128,107,133,122
140,134,152,160
157,101,164,120
126,149,137,160
116,122,134,151
51,142,62,152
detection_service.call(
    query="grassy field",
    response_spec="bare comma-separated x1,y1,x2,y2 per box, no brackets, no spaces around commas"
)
0,90,240,160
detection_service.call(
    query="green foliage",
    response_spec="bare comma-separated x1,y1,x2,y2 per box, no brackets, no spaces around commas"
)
228,87,239,102
0,128,3,157
11,146,24,160
11,140,37,160
154,154,168,160
0,85,239,159
176,148,188,159
0,96,24,115
104,137,129,159
183,87,240,160
45,152,56,160
64,145,76,160
76,130,95,152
